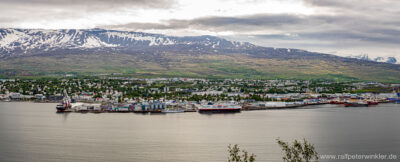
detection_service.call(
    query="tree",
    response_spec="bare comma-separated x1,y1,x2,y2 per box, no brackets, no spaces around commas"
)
276,139,318,162
228,144,256,162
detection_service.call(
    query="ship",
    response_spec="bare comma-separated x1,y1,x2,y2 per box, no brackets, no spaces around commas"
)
366,100,379,105
198,102,241,113
56,104,66,112
387,90,400,104
397,92,400,104
329,98,345,104
330,100,345,104
56,97,72,112
344,101,369,107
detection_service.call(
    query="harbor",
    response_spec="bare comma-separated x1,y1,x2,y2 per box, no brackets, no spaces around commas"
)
1,78,399,113
54,93,400,113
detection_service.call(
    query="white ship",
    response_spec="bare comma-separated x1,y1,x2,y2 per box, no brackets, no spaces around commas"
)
198,102,241,113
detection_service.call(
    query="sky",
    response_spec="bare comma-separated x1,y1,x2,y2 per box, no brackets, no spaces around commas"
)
1,0,400,57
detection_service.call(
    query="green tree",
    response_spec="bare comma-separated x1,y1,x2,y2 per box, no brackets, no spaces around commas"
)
276,139,318,162
228,144,256,162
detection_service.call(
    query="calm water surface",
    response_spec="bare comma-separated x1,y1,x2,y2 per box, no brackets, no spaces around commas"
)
0,102,400,161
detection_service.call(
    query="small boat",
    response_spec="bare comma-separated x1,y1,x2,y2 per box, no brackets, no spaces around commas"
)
56,104,66,112
162,109,185,113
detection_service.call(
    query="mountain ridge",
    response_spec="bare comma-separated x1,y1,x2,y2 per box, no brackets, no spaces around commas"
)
347,54,399,64
1,28,400,82
0,28,255,57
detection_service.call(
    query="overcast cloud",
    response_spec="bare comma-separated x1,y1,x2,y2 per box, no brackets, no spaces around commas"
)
1,0,400,57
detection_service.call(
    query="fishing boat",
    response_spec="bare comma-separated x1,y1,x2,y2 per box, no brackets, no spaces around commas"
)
56,104,66,112
56,97,71,112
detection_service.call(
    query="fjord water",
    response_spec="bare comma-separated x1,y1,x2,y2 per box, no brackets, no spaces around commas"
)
0,102,400,162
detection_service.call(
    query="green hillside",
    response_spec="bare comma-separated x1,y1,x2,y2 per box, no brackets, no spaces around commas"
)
1,52,400,82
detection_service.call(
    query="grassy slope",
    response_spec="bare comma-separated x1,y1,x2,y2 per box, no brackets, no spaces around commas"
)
1,52,400,82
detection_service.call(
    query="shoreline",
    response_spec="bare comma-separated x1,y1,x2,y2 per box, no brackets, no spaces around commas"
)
3,101,397,114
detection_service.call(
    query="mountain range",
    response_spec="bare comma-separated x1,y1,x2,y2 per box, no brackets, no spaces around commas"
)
347,54,400,64
0,28,253,57
1,28,400,82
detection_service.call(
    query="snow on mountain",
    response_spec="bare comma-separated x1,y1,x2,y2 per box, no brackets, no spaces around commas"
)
0,28,254,57
347,54,400,64
374,56,399,64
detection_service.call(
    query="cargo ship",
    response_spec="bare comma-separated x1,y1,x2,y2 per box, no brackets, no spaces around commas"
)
198,102,241,113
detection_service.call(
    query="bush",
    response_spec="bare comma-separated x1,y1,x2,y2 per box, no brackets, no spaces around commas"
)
228,144,256,162
276,138,318,162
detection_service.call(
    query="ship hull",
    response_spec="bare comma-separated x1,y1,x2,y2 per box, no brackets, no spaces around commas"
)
330,101,344,104
198,108,241,113
56,106,66,112
149,110,162,113
344,103,369,107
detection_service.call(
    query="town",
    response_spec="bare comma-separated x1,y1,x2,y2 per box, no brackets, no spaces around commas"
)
1,77,399,113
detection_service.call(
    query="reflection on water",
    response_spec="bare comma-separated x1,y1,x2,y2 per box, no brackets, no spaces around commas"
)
57,112,72,121
1,102,400,161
